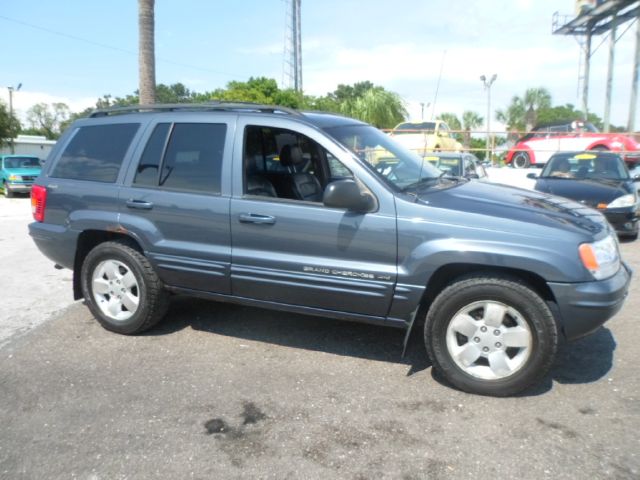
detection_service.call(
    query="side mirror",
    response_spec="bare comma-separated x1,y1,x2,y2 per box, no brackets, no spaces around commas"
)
526,172,538,179
323,179,377,213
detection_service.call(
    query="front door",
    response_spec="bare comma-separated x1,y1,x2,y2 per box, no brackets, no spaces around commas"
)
230,119,398,318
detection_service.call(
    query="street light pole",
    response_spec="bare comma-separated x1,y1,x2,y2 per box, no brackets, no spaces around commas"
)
7,83,22,154
480,74,497,162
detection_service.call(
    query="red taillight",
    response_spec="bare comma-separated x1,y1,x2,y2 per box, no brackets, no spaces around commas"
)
31,185,47,222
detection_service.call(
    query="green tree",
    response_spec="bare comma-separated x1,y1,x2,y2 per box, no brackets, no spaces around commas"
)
26,103,70,139
209,77,303,108
496,87,552,132
331,81,375,103
437,112,463,143
462,110,484,148
340,87,406,129
536,103,603,130
0,101,21,146
437,112,461,131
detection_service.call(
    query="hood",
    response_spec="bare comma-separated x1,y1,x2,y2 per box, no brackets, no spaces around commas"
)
535,178,632,208
414,180,607,237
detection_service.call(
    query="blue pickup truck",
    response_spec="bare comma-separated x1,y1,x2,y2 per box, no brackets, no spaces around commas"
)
28,103,631,396
1,154,42,197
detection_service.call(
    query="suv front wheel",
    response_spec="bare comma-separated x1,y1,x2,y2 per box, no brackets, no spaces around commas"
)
425,274,558,396
80,241,169,334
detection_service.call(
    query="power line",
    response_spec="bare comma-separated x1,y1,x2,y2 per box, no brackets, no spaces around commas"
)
0,14,247,80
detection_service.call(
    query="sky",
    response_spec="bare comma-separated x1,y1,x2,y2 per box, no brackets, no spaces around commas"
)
1,0,639,131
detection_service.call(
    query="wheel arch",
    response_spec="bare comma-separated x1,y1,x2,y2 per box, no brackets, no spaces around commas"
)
402,262,558,355
73,229,144,300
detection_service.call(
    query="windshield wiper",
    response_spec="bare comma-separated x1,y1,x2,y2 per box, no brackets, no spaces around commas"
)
401,176,440,192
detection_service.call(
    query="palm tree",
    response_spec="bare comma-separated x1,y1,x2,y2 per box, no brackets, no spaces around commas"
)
496,95,526,131
437,112,461,131
462,110,483,148
341,88,407,129
138,0,156,105
496,87,552,132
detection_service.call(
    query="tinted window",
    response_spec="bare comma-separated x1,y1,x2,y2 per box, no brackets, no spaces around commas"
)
52,123,139,182
134,123,170,187
159,123,226,194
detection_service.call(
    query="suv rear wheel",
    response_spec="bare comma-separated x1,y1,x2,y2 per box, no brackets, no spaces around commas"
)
80,241,169,334
424,274,557,396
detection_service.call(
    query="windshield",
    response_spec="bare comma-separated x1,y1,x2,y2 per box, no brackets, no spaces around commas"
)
323,124,443,190
541,152,630,181
3,157,40,169
393,122,436,134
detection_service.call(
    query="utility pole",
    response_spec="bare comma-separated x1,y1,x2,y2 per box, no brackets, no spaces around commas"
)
604,15,617,132
7,83,22,154
480,74,497,162
582,30,592,121
629,17,640,132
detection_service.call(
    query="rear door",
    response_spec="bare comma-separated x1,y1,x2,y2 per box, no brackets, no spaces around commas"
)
119,113,236,293
229,116,398,318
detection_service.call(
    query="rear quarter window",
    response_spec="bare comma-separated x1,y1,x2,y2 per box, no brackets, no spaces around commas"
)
51,123,140,182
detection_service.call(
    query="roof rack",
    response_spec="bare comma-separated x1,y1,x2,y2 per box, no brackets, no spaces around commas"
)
89,101,302,118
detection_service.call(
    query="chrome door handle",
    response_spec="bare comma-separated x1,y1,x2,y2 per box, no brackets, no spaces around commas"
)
126,199,154,210
238,213,276,225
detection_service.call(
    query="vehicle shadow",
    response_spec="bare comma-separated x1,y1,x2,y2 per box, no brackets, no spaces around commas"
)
150,296,616,396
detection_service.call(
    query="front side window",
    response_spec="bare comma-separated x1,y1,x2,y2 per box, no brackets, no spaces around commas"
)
242,125,327,202
52,123,139,182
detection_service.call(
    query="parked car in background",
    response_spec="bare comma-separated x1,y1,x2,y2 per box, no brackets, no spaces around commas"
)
528,151,640,239
0,154,42,197
389,120,462,156
424,152,489,181
506,120,640,168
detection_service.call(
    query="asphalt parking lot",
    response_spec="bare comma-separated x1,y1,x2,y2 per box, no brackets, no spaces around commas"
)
0,176,639,479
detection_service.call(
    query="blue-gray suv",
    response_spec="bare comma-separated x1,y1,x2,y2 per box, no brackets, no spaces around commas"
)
29,103,632,396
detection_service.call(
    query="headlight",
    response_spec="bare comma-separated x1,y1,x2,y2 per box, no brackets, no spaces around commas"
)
607,194,636,209
579,235,620,280
8,174,21,181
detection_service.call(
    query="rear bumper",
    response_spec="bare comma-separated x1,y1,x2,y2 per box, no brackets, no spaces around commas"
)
28,222,78,270
548,262,632,341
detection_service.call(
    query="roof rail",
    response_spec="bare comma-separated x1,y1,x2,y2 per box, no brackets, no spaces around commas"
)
89,101,302,118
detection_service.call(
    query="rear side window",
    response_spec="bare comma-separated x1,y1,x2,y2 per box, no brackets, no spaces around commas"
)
134,123,226,194
134,123,170,187
52,123,139,182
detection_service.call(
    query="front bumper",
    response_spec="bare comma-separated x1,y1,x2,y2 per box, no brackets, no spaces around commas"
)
603,208,639,237
6,182,34,193
548,262,632,341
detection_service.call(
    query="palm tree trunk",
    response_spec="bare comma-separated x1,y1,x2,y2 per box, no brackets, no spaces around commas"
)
138,0,156,105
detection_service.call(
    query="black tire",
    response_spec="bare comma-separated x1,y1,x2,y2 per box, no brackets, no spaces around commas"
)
3,182,14,198
424,274,558,397
512,152,530,169
80,240,169,334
